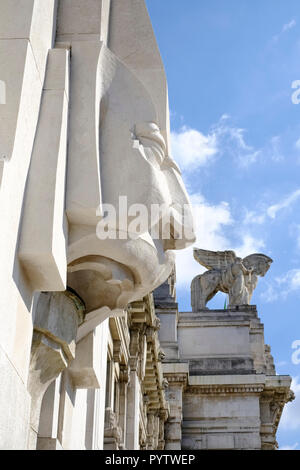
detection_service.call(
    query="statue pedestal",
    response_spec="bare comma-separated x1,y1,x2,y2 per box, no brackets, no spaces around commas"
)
161,306,292,450
178,306,265,376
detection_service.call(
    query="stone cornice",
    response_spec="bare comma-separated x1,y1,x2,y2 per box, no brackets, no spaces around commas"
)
186,384,264,395
163,373,188,386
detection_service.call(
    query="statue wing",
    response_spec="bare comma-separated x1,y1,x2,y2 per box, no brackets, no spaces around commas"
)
193,248,237,271
242,254,273,275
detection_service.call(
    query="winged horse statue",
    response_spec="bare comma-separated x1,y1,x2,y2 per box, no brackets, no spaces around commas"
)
191,248,273,311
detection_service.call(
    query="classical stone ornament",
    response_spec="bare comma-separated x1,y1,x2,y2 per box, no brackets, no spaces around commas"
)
158,273,293,451
104,408,122,450
158,349,166,362
13,0,195,328
28,290,85,448
191,248,273,310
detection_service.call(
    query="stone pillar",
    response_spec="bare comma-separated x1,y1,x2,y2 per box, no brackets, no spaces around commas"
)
126,369,140,450
153,413,160,449
158,410,168,450
163,372,187,450
259,385,294,450
104,408,122,450
104,351,122,450
260,393,276,450
36,377,62,450
146,412,156,450
27,290,84,449
118,366,130,449
126,326,141,450
154,274,180,361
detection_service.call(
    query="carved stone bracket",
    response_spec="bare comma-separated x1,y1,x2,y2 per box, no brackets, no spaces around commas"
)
119,365,130,384
28,290,85,448
260,380,294,450
104,407,122,450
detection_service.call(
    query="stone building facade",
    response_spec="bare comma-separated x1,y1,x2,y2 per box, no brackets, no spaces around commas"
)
155,277,293,450
0,0,292,450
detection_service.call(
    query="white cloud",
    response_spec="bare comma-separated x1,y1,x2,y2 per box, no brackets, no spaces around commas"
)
175,193,265,288
234,234,265,259
282,19,297,33
171,116,262,171
279,377,300,431
261,283,278,303
289,224,300,249
211,117,262,168
270,136,284,162
277,269,300,293
275,360,288,367
242,188,300,228
279,442,299,451
171,127,218,170
272,19,296,43
240,150,262,167
261,269,300,302
175,193,233,288
267,189,300,219
243,210,266,225
172,118,287,173
295,137,300,150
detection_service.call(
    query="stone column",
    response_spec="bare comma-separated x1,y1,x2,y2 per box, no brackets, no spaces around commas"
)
126,327,141,450
158,409,168,450
104,353,122,450
36,377,62,450
104,408,122,450
126,368,140,450
153,413,160,450
27,290,84,449
260,393,276,450
118,366,130,449
146,412,155,450
259,386,294,450
163,373,187,450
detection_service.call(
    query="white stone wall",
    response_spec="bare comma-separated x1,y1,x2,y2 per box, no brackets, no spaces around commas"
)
0,1,184,450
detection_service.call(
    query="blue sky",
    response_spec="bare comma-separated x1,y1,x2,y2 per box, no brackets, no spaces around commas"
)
146,0,300,450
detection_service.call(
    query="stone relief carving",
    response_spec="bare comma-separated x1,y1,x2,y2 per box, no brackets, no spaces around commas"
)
191,248,273,310
65,43,195,320
15,0,195,330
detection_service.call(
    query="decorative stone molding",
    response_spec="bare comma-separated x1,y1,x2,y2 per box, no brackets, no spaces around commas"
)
119,365,130,384
158,349,166,362
153,317,161,331
186,385,265,395
113,340,122,364
164,373,188,386
158,415,166,450
146,326,157,342
264,345,276,375
146,412,155,449
124,294,171,448
76,306,125,342
104,407,122,450
28,290,85,448
128,325,147,375
162,378,169,390
260,380,294,450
